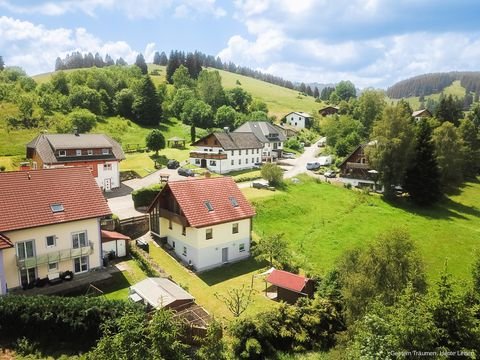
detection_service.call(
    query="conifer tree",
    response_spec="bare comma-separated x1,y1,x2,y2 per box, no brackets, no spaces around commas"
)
133,75,161,125
153,51,161,65
135,53,148,75
404,120,442,205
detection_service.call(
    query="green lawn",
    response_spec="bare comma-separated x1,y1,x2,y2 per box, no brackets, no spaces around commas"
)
147,244,275,320
102,259,147,300
253,175,480,282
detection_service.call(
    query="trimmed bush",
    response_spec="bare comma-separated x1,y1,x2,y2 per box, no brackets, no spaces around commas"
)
0,294,142,349
132,183,164,208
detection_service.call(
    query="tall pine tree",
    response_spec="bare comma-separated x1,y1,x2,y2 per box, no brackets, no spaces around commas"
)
153,51,161,65
404,120,442,205
133,75,161,126
135,53,148,75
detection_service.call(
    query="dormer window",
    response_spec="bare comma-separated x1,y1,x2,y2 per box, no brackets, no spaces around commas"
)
76,150,82,156
58,150,66,157
50,203,64,213
87,150,93,156
102,148,109,155
204,201,214,212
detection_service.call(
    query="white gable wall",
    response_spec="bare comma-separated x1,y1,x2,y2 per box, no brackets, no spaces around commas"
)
158,217,251,271
286,113,307,129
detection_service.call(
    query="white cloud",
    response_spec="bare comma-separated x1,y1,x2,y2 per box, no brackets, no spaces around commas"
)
0,0,226,19
219,0,480,88
143,42,157,63
0,16,138,74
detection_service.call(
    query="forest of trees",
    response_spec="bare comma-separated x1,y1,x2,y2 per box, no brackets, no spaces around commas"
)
387,71,480,98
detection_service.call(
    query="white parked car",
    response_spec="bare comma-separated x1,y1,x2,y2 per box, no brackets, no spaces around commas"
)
306,162,321,170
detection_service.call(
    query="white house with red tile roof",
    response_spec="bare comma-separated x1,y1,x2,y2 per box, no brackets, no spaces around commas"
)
0,167,111,294
148,177,255,271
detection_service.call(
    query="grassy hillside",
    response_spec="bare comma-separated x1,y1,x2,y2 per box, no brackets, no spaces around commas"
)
387,80,467,110
253,175,480,282
147,64,324,118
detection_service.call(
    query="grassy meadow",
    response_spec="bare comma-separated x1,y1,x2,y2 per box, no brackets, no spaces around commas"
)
253,175,480,282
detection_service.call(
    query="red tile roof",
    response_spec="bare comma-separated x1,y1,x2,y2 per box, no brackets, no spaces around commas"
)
101,230,131,242
0,167,111,232
150,177,255,228
0,233,13,250
266,270,309,293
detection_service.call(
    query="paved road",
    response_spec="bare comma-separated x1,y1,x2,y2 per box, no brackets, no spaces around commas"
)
107,168,189,219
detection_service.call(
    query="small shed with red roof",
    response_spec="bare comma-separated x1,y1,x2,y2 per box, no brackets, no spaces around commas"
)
101,230,130,258
266,269,315,304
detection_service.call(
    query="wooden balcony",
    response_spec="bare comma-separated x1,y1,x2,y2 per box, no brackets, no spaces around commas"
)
16,242,94,269
346,162,370,169
189,152,227,160
159,208,189,227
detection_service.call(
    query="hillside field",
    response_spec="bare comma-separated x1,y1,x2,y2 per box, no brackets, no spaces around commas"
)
253,175,480,282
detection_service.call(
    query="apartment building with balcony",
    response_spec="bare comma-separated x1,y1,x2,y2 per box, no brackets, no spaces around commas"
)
189,130,263,174
0,167,111,294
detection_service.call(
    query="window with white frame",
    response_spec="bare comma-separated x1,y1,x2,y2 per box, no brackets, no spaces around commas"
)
238,159,241,165
103,163,112,171
231,160,234,166
48,262,58,271
209,160,216,166
16,240,35,260
74,256,88,273
46,235,56,248
72,231,87,248
239,150,242,155
246,158,248,164
246,149,248,155
206,228,213,240
257,157,259,163
58,150,66,157
102,148,109,155
169,219,172,230
182,246,187,256
239,243,245,252
182,226,186,236
232,223,239,234
195,159,200,165
76,150,82,156
252,158,255,163
87,149,93,156
257,149,259,154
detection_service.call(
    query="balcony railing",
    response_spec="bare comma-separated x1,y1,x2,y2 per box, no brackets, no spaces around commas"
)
189,152,227,160
159,208,189,227
16,242,94,269
346,162,370,169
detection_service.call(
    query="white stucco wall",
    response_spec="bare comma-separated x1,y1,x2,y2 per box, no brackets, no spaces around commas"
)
159,217,251,271
190,146,262,174
287,114,306,129
96,161,120,189
1,218,103,291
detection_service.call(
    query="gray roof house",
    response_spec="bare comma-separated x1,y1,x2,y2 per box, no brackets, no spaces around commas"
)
26,132,125,190
234,121,287,160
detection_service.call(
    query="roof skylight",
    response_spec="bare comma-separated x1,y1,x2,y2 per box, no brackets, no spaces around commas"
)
50,204,64,213
204,201,214,212
229,197,239,207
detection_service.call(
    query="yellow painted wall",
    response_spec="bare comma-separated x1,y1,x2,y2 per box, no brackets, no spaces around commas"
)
2,218,102,289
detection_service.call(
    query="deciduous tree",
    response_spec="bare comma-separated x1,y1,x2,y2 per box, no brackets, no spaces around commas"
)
260,163,284,187
252,232,289,267
432,121,464,187
366,104,415,198
214,285,254,318
146,129,166,155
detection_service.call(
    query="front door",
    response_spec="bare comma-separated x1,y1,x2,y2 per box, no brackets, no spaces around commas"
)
222,247,229,263
117,240,126,257
104,178,112,191
200,159,207,168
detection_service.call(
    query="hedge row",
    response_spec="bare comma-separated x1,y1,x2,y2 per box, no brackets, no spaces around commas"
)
0,294,141,348
129,243,165,277
131,183,163,208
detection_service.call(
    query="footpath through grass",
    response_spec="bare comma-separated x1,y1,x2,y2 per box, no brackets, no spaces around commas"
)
253,175,480,282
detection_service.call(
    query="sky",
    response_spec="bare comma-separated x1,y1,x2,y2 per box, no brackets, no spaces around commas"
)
1,0,480,88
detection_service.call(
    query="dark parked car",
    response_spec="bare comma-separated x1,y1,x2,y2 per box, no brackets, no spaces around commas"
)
177,167,194,177
167,159,180,169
